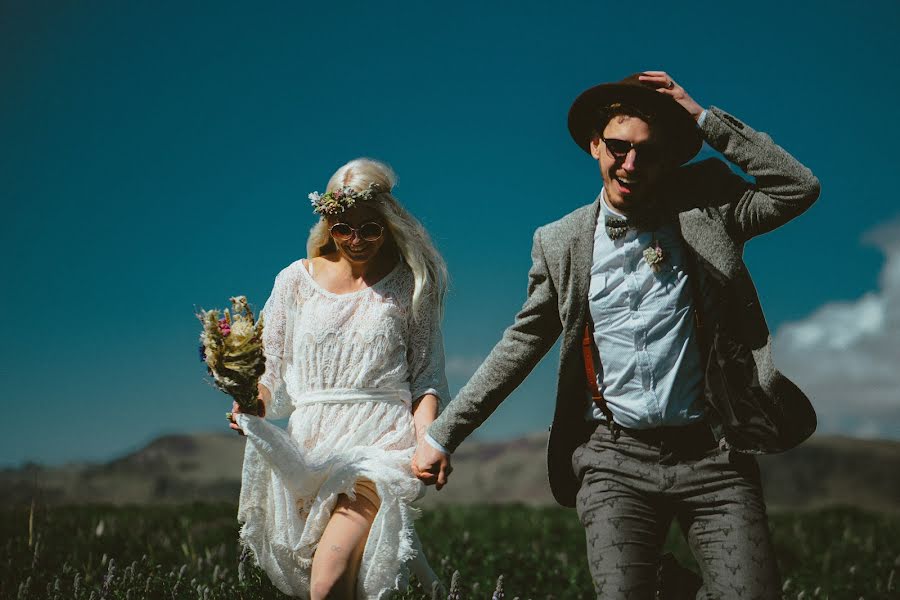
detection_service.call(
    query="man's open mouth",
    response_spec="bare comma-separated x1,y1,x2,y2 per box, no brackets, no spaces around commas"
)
614,176,640,193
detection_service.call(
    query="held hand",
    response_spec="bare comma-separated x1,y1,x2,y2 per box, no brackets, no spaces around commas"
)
411,443,453,490
227,395,266,436
638,71,705,122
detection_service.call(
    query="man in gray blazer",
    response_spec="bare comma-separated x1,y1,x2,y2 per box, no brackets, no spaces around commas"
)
413,71,819,598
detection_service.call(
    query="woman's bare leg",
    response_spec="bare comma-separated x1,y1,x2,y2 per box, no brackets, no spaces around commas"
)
310,491,379,600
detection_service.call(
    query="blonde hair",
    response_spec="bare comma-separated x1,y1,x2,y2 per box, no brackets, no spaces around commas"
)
306,158,448,321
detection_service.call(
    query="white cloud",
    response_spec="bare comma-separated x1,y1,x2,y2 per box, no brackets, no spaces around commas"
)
444,354,485,380
773,217,900,439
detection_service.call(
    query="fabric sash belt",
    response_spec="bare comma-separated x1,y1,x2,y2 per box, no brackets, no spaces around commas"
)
292,387,412,408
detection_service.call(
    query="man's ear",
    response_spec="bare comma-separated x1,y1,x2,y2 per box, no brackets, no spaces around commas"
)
589,136,603,159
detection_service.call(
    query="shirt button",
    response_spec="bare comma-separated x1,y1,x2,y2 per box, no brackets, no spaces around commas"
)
630,312,638,320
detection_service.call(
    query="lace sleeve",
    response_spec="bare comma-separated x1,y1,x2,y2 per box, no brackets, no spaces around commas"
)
259,266,295,419
407,291,450,411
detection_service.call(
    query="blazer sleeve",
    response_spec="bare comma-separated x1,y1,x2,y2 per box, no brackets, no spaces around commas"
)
695,106,821,244
426,227,563,453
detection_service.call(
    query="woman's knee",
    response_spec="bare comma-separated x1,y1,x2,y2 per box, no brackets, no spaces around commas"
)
309,575,331,600
310,563,352,600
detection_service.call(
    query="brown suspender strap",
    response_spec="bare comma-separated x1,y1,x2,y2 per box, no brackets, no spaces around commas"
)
582,322,620,439
581,324,602,403
685,253,705,349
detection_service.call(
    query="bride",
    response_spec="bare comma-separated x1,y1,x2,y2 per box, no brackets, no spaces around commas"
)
230,158,448,599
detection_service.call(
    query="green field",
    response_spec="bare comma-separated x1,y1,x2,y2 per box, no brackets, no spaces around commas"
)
3,503,897,599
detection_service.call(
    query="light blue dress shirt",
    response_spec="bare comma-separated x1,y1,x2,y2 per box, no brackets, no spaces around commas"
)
587,190,705,428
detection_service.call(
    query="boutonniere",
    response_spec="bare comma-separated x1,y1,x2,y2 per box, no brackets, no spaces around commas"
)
643,239,665,272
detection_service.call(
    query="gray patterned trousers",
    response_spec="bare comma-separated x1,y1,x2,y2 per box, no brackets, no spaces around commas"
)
571,421,780,599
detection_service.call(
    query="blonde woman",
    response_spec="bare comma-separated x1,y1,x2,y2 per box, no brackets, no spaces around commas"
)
230,158,447,599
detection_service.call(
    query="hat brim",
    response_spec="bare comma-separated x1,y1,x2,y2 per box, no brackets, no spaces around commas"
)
567,81,702,165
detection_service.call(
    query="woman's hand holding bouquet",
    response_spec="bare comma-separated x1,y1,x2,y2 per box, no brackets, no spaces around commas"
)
229,385,269,435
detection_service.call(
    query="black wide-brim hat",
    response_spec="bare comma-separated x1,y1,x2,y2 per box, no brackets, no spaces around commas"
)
567,73,702,165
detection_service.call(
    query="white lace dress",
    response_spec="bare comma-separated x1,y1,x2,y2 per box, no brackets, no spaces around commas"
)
233,258,449,599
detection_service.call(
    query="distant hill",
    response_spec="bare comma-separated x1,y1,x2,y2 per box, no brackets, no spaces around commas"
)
3,432,898,512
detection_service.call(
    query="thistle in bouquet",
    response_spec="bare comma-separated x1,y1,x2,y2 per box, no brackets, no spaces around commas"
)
197,296,266,417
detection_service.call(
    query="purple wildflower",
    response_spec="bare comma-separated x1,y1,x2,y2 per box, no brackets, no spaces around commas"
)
492,574,505,599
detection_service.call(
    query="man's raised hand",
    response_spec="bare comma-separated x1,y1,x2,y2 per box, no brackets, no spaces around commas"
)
639,71,705,122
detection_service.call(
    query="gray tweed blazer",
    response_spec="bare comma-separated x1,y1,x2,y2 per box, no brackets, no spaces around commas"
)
428,107,821,507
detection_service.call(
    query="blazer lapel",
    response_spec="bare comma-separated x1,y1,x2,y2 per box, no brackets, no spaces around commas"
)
568,195,602,331
677,209,743,281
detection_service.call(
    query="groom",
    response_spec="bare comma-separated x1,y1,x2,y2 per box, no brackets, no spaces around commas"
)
412,71,820,597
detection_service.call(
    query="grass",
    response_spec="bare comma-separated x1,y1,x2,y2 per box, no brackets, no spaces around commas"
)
2,502,897,599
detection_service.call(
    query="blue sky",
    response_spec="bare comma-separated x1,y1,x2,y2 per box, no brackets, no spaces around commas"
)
2,1,899,466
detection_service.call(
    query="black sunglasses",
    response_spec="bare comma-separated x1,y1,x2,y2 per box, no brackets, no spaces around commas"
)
600,136,664,162
329,221,384,242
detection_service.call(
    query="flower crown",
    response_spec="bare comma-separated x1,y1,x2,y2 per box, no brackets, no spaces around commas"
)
308,182,383,216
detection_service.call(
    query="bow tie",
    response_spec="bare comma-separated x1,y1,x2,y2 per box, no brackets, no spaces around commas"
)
605,212,662,239
605,215,632,240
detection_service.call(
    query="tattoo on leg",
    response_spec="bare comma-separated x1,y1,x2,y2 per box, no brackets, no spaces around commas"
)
330,545,343,553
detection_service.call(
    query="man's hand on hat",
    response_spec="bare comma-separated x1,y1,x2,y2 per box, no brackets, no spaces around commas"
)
638,71,705,123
